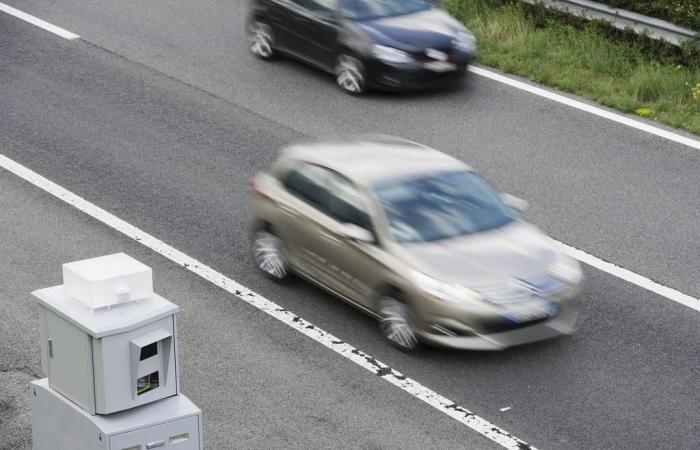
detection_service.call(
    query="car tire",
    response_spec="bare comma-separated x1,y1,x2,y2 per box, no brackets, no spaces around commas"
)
248,21,275,60
252,229,290,282
378,296,420,351
335,54,366,95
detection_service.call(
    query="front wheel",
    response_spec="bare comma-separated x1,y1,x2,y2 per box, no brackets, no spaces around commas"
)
335,55,366,95
378,297,420,351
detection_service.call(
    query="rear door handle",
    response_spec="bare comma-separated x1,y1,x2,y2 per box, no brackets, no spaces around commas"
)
320,231,340,244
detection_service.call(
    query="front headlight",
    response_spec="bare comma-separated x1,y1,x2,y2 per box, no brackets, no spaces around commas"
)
548,255,583,285
371,45,414,64
411,271,479,303
453,31,476,53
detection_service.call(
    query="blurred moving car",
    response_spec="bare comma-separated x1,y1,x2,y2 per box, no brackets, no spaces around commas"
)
248,136,582,351
246,0,476,94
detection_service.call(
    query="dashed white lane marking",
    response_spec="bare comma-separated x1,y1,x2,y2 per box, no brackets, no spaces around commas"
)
500,407,512,412
0,2,79,40
469,66,700,151
0,154,536,449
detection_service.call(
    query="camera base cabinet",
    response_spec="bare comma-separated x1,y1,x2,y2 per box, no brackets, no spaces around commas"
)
31,379,202,450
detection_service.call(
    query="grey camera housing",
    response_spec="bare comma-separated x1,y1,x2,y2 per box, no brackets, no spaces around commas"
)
32,254,180,415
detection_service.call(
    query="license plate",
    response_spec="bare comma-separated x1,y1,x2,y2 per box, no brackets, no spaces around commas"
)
424,61,456,72
499,298,557,323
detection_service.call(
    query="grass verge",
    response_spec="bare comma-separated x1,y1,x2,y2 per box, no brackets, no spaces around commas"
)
445,0,700,136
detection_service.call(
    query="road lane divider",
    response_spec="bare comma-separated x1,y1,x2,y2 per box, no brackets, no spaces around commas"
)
0,154,537,450
469,65,700,152
556,241,700,312
0,2,79,40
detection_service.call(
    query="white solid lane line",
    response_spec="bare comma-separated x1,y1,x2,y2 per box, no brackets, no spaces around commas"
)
0,2,79,40
556,242,700,312
469,66,700,151
0,153,536,450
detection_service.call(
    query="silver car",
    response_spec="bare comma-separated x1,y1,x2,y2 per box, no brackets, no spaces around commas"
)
249,135,582,351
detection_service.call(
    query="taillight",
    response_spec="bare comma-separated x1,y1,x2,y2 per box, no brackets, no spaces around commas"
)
248,179,264,198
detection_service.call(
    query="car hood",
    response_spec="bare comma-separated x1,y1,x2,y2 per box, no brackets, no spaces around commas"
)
400,221,558,288
356,9,464,51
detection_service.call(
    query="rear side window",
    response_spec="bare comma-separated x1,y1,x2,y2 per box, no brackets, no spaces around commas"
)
283,164,330,210
283,163,373,232
326,173,373,231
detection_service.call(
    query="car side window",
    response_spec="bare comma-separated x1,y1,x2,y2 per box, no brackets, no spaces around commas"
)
283,164,330,210
326,173,373,231
292,0,337,15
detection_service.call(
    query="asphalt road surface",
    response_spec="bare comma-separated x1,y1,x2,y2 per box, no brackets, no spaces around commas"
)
1,2,699,449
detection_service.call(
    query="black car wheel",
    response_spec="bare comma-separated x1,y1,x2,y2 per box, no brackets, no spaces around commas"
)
335,55,366,95
378,297,420,351
248,21,275,60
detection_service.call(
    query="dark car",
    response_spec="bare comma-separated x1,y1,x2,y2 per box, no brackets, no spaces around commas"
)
246,0,477,94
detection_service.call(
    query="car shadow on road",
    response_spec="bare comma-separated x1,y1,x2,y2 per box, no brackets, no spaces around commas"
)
267,55,476,103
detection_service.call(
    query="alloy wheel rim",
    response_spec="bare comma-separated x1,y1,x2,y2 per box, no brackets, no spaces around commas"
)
336,56,363,94
250,23,273,59
253,231,287,280
379,299,418,350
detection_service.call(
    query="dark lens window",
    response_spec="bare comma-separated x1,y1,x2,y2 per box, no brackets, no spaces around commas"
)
139,342,158,361
136,371,160,396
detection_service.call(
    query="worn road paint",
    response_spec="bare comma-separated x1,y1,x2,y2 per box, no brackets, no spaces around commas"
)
0,2,79,39
0,155,536,449
469,66,700,152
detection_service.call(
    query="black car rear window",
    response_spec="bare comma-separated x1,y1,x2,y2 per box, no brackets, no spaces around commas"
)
341,0,432,20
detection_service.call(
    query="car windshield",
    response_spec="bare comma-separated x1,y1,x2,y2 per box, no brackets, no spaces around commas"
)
341,0,432,21
374,170,516,243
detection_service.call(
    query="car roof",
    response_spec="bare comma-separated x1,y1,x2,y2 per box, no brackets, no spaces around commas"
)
278,135,472,186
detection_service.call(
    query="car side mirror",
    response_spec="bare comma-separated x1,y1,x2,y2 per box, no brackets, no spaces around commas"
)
501,193,529,212
340,223,374,243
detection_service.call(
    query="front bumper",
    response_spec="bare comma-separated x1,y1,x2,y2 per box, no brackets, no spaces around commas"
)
418,303,578,350
365,56,472,91
414,284,580,350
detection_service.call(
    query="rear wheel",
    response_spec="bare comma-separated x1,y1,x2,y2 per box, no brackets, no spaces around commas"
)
252,229,289,281
379,297,419,351
335,55,366,95
248,21,275,60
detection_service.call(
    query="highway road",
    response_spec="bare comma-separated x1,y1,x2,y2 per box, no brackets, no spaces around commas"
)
1,1,699,449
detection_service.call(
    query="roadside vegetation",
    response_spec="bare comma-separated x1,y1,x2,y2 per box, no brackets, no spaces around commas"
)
444,0,700,135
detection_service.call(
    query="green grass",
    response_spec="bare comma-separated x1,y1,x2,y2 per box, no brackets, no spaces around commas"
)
445,0,700,135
